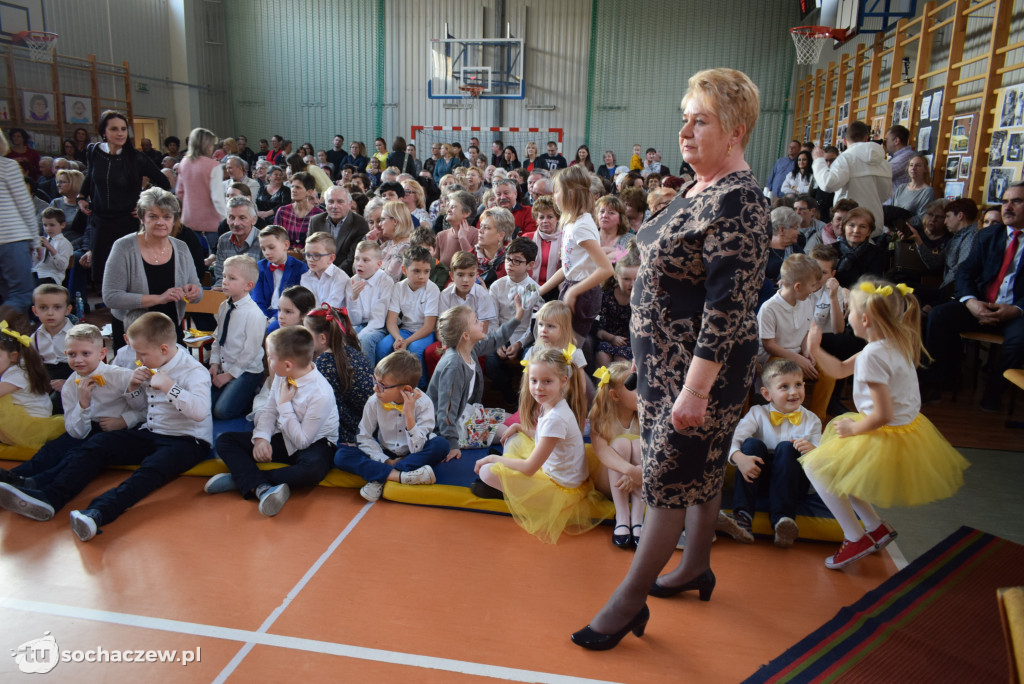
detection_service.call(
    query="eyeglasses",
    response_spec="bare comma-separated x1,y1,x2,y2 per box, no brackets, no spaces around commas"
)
373,378,403,391
504,257,527,266
303,252,331,261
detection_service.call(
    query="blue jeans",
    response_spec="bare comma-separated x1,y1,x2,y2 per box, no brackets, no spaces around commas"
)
211,371,264,420
356,324,388,368
0,239,35,314
333,435,449,483
731,437,807,527
375,330,435,389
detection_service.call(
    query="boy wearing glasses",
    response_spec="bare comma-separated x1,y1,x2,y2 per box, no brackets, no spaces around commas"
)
486,238,542,401
300,232,349,308
333,350,449,502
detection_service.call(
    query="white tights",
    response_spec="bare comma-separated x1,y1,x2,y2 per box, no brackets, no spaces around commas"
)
804,466,882,541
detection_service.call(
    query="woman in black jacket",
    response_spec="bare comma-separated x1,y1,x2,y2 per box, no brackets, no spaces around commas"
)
834,207,890,288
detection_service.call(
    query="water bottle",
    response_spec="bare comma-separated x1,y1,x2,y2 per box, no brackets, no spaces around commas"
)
75,293,85,321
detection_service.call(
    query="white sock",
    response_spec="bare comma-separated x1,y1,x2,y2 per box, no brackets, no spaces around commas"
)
805,467,863,541
850,496,882,531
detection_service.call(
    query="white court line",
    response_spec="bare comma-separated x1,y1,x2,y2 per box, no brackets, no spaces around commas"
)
886,540,909,570
213,500,375,683
0,597,618,684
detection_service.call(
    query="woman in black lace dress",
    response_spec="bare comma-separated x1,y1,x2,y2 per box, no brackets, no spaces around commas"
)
573,68,770,650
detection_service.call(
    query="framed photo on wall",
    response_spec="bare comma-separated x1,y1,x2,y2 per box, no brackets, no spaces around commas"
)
870,115,885,139
958,156,971,179
63,95,92,124
892,95,913,128
22,91,54,123
949,114,975,155
986,167,1015,204
945,156,960,181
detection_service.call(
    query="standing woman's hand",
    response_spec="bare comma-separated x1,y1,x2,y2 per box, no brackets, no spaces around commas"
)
671,387,708,431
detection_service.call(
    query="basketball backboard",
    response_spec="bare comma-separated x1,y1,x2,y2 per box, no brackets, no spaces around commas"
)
818,0,860,45
0,0,46,44
428,29,524,100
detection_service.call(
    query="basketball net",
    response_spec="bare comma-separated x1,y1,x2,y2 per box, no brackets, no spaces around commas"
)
790,26,837,65
15,31,59,63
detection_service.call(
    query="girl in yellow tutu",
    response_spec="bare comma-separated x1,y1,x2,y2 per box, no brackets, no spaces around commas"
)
473,347,613,543
0,321,65,448
589,361,644,549
801,278,969,570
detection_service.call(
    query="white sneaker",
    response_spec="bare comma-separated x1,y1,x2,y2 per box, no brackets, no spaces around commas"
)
0,482,54,521
399,466,436,486
70,509,100,542
204,473,235,495
360,482,384,502
257,484,289,517
774,516,799,548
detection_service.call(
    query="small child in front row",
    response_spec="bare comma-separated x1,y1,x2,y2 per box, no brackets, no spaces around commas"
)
594,244,639,367
300,232,349,308
249,285,316,417
428,298,525,461
348,240,396,365
33,208,73,286
303,305,375,445
209,255,267,420
723,358,822,549
377,246,440,389
30,284,75,413
473,347,613,544
334,350,450,503
0,321,64,448
0,324,140,511
252,225,308,321
208,326,339,517
801,279,969,570
424,250,498,377
588,362,644,550
3,312,211,541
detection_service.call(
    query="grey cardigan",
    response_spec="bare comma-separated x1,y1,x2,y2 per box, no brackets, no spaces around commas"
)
427,317,520,445
101,233,201,323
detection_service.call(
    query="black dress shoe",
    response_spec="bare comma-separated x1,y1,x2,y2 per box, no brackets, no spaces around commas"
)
649,568,716,601
612,524,632,548
630,523,642,549
470,479,504,499
570,604,649,651
0,469,26,487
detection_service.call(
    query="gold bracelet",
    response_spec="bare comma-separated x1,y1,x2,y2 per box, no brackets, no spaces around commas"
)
683,385,710,401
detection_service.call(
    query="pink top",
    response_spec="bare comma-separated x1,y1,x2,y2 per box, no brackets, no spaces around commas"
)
176,156,222,232
436,225,478,268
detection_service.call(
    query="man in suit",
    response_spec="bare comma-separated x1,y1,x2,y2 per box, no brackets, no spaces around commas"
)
924,181,1024,410
308,186,368,276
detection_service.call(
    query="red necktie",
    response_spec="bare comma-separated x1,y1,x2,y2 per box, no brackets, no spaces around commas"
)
986,230,1021,304
269,263,285,272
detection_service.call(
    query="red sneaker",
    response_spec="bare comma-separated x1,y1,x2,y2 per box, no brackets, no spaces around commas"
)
867,521,898,550
824,535,877,570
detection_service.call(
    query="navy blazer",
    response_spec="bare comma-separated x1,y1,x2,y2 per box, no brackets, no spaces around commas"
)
252,255,308,317
955,223,1024,309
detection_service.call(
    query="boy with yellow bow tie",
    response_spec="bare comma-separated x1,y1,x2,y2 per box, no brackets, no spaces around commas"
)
723,358,822,548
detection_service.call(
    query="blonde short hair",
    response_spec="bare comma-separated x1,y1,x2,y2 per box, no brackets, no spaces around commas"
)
479,207,515,241
382,200,414,241
305,232,337,254
223,254,259,283
66,323,104,347
355,240,382,258
127,311,177,347
376,349,422,387
682,68,760,149
779,253,822,286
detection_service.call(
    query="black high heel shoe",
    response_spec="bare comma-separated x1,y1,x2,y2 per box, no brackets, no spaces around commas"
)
649,568,716,601
570,604,650,651
612,524,632,549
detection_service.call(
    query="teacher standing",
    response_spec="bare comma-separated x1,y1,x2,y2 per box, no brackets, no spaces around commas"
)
572,68,769,650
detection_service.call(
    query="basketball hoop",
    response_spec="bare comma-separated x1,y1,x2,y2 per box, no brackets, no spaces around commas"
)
459,84,486,99
790,26,846,65
12,30,59,63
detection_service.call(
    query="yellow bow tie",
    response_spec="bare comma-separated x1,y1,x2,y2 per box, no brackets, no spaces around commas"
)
286,377,298,387
770,410,802,427
75,375,106,387
381,402,404,412
135,361,157,375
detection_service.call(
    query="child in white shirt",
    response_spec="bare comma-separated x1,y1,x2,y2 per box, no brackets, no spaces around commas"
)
724,359,822,548
379,246,440,389
33,208,73,286
423,249,498,376
207,326,339,517
334,350,449,503
300,232,349,308
30,284,75,411
348,240,395,365
0,320,63,449
209,256,267,419
757,254,821,377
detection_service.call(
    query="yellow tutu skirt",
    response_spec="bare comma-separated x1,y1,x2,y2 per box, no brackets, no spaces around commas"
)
799,412,969,508
493,434,614,544
0,396,65,448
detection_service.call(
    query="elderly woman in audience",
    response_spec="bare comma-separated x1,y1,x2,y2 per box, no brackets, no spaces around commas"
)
834,207,889,288
885,153,935,218
256,165,290,220
436,190,479,266
598,150,618,181
77,110,171,285
275,171,324,249
102,187,201,348
764,205,802,283
619,186,648,233
429,174,457,221
595,195,634,264
176,127,226,246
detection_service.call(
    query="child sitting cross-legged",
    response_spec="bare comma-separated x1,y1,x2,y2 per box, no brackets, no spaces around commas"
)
1,312,211,541
209,255,267,420
376,246,440,389
207,326,339,517
0,324,140,503
721,358,822,548
300,232,349,308
334,350,450,503
428,297,525,461
472,347,613,544
0,320,64,449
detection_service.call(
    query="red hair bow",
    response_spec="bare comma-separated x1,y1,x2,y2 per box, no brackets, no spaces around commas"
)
310,303,348,333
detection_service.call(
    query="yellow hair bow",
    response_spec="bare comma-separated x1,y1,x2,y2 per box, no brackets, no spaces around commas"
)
859,282,893,297
896,283,914,296
520,359,530,369
562,343,577,365
135,360,157,375
594,366,611,388
0,321,31,348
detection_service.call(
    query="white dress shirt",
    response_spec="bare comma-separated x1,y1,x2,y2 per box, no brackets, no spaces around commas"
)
439,282,497,323
347,268,394,329
112,344,137,369
125,347,213,444
31,318,74,364
300,262,350,308
489,274,541,347
253,369,339,455
209,294,266,377
387,279,441,333
728,404,822,462
60,361,142,439
33,233,73,282
356,393,437,461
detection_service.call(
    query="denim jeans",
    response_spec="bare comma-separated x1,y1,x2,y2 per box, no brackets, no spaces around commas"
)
0,239,34,313
375,330,435,389
731,437,807,527
356,324,388,368
211,371,265,420
333,435,449,483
